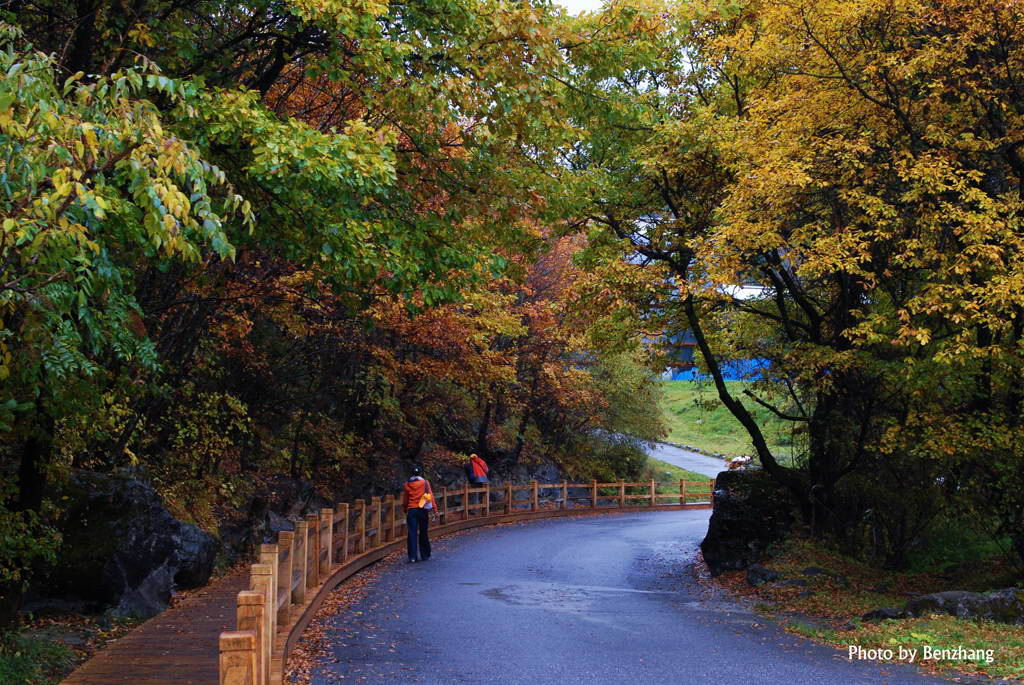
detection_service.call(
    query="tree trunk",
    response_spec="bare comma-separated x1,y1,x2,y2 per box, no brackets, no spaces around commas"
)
476,399,492,456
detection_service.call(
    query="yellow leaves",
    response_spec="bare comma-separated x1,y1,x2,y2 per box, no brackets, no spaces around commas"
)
80,122,99,157
0,340,10,381
127,22,155,48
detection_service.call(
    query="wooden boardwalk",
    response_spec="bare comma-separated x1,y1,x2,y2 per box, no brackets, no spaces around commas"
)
62,570,247,683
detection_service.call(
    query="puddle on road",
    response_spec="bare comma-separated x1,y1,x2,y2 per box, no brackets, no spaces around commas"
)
482,581,679,607
480,580,756,627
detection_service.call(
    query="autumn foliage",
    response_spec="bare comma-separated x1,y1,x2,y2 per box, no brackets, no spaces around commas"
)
3,0,1023,639
557,0,1024,569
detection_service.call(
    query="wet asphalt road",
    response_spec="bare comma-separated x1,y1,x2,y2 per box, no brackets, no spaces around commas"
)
310,510,951,685
644,442,729,478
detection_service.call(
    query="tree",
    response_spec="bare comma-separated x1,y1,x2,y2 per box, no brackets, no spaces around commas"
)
554,0,1024,565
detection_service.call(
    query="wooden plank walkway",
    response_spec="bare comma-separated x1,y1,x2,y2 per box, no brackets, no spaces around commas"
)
62,569,248,684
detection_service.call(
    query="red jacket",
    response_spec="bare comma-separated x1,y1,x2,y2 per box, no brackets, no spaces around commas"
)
469,455,489,480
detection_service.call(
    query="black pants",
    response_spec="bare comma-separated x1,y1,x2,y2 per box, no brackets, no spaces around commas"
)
406,508,431,561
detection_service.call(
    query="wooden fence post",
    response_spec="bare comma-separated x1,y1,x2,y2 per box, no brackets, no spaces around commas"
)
650,479,656,507
250,563,274,685
336,503,350,563
484,483,490,517
339,501,352,561
506,483,513,514
354,499,366,554
291,522,307,605
591,480,598,509
276,531,294,626
305,513,319,591
219,631,257,685
462,481,470,520
439,487,447,524
294,521,308,602
383,495,394,542
236,591,265,685
319,509,332,581
679,480,686,506
393,496,401,540
257,546,277,650
561,481,568,509
619,480,625,508
531,480,538,511
371,496,382,548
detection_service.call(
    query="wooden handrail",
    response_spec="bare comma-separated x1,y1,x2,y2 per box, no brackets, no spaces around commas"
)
220,478,715,685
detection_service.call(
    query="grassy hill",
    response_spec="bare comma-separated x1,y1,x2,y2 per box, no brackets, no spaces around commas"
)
658,380,801,463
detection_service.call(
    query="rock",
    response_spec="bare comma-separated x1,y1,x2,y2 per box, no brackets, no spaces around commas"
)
862,607,905,622
869,583,893,594
266,511,296,539
507,461,562,484
699,470,796,576
777,579,808,588
173,523,218,588
35,471,217,619
796,590,814,599
797,566,848,585
905,588,1024,625
746,564,781,587
800,566,831,576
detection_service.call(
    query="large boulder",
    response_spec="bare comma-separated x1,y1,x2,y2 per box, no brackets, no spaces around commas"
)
34,471,217,619
700,469,796,576
905,589,1024,625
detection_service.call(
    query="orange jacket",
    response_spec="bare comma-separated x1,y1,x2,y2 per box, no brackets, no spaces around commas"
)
403,477,435,512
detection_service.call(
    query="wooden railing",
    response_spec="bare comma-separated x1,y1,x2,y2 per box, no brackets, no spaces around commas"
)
218,478,715,685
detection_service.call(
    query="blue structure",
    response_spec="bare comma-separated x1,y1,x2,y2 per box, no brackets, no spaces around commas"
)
664,358,770,382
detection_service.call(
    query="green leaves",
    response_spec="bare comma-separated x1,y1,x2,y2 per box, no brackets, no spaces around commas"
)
0,24,253,423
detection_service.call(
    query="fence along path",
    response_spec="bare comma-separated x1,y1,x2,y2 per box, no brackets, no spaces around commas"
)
63,478,714,684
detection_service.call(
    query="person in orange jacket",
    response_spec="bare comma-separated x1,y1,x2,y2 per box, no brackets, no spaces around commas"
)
402,465,436,563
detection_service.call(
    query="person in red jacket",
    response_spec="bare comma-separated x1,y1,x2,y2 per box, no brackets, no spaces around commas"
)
402,465,436,563
465,453,489,508
467,453,489,483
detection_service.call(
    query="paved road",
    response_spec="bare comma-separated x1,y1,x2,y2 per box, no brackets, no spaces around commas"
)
310,510,950,684
645,441,728,478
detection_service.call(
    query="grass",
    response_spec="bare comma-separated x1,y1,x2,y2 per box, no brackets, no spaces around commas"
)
644,457,709,484
644,457,715,500
0,631,74,685
712,533,1024,680
658,380,798,461
845,615,1024,680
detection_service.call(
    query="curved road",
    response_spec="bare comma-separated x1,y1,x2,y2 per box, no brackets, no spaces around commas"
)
308,510,950,684
644,441,728,478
